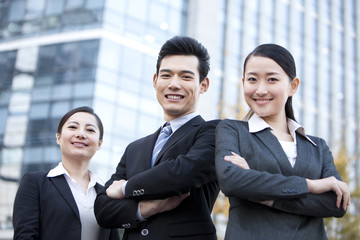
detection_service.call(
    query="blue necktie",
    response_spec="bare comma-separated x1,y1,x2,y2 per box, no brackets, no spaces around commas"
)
151,123,172,167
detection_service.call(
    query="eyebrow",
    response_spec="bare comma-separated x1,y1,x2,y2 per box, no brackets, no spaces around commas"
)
245,71,281,76
159,69,195,75
68,121,98,129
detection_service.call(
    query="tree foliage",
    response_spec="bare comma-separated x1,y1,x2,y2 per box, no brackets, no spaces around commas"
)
324,146,360,240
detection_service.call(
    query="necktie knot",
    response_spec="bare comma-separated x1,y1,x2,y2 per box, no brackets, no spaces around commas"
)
161,124,172,136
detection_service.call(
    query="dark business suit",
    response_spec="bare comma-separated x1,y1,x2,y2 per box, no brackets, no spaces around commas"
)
13,171,119,240
215,119,346,240
95,116,219,240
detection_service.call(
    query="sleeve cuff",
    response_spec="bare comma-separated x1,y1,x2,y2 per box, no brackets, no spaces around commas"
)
122,181,127,196
137,203,146,222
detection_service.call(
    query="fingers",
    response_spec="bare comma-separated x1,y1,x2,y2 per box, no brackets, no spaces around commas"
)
224,152,250,169
335,186,342,209
231,151,239,156
328,177,351,210
331,179,351,210
338,181,351,210
106,179,126,199
180,192,190,200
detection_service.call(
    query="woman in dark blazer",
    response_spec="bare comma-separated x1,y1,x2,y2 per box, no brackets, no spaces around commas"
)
13,106,119,240
215,44,350,240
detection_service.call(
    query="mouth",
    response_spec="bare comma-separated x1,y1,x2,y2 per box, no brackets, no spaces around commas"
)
72,142,88,147
254,98,272,104
165,94,184,100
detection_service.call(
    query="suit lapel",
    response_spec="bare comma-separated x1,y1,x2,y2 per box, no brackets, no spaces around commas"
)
94,183,103,193
50,175,80,218
153,116,204,166
255,129,294,176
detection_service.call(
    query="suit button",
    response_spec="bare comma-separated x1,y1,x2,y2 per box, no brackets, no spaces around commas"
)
141,228,149,236
122,223,131,228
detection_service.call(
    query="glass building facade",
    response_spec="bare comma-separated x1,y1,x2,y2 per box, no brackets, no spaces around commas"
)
0,0,359,238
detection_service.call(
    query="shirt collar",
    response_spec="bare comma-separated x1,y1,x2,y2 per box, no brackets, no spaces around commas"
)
248,113,317,146
47,162,103,186
165,112,198,133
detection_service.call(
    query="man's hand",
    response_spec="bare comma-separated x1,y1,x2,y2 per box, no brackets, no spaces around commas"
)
106,179,127,199
140,193,190,218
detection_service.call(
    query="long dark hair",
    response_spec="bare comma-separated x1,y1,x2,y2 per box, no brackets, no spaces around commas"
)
243,43,297,121
156,36,210,83
57,106,104,140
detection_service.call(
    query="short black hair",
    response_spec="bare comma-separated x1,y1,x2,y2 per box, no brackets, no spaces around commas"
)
156,36,210,83
57,106,104,140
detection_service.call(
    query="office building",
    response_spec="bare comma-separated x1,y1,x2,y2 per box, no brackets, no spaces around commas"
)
0,0,359,238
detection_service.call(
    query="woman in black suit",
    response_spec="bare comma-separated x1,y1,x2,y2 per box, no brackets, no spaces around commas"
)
215,44,351,239
13,106,119,240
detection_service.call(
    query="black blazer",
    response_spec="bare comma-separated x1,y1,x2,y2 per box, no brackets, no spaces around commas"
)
215,119,346,240
13,171,119,240
95,116,219,240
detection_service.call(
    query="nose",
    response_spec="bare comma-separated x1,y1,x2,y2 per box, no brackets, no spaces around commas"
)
76,129,86,139
168,75,181,89
256,81,268,95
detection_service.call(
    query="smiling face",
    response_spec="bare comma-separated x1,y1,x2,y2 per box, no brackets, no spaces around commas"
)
56,112,102,162
153,55,209,121
243,56,299,123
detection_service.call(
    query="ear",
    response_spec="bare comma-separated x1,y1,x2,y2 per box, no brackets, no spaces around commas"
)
97,140,103,150
153,73,158,88
289,77,300,96
199,77,209,94
242,77,245,85
56,133,61,145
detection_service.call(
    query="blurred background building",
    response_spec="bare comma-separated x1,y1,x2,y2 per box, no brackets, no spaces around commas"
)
0,0,359,239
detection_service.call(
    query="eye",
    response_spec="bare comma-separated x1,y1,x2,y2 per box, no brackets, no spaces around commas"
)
247,77,257,82
182,75,193,80
160,73,171,78
68,125,77,129
87,128,96,133
268,77,278,82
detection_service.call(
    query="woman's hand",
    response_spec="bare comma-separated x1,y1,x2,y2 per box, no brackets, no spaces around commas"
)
306,176,351,210
224,152,250,169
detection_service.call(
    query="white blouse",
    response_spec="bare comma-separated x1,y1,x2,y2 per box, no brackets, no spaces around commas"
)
47,162,101,240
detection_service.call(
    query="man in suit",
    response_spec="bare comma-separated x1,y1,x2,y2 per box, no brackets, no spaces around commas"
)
94,36,219,240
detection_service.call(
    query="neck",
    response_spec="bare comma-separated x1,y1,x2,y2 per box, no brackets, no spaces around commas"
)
263,115,294,141
264,113,288,129
62,157,90,181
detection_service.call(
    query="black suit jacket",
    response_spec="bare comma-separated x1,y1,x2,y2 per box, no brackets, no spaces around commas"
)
95,116,219,240
13,171,119,240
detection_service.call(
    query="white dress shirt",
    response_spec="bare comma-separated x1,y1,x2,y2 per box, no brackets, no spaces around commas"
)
47,162,102,240
248,113,316,168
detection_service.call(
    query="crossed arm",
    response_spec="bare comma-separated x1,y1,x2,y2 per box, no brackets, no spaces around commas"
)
95,120,218,227
106,179,190,218
215,120,350,218
224,151,350,211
